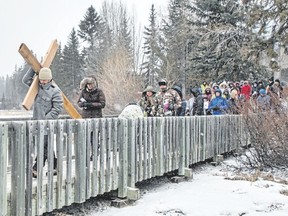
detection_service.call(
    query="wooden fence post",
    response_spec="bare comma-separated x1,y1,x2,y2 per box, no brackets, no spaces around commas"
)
118,118,128,198
11,122,26,216
178,117,185,176
0,122,8,216
74,119,87,203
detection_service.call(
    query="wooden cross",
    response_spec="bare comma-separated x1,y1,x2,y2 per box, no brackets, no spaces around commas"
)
19,39,82,119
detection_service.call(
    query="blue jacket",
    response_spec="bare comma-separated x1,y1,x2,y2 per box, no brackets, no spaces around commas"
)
208,96,229,115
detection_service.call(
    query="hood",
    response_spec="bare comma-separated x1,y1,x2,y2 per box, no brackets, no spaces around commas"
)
80,76,98,90
142,85,156,95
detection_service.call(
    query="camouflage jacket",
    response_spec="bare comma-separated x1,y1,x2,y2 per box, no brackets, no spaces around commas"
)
138,95,156,117
154,88,182,116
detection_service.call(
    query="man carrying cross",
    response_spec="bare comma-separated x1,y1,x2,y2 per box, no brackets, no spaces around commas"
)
22,67,63,178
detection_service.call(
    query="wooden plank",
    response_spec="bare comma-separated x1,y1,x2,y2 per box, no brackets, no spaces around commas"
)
41,39,59,67
18,43,42,72
91,119,99,196
62,93,82,119
11,122,26,216
25,121,35,216
117,119,128,198
74,119,86,203
36,121,45,215
99,119,106,194
106,119,112,192
46,121,55,212
112,118,118,190
127,119,136,187
56,120,65,208
65,120,74,206
178,117,185,176
156,118,164,176
138,119,143,182
143,118,148,180
85,119,92,199
22,76,39,111
0,122,8,216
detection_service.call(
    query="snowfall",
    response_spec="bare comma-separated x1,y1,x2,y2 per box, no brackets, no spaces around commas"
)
51,153,288,216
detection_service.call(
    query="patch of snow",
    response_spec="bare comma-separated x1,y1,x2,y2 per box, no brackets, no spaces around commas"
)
51,155,288,216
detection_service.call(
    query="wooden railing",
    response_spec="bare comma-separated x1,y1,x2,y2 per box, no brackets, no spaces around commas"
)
0,115,249,216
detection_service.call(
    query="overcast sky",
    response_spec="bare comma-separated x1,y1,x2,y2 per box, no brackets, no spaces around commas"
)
0,0,168,77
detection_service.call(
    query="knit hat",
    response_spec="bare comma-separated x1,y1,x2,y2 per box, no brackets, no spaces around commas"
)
39,67,52,80
259,89,266,95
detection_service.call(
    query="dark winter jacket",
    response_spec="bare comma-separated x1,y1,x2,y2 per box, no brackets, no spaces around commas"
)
77,77,106,118
190,88,204,115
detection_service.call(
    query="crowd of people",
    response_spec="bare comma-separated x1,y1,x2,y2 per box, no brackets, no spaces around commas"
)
138,77,286,117
21,66,285,178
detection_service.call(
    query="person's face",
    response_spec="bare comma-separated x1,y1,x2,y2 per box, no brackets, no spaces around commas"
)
159,82,167,89
39,79,50,85
215,92,221,97
87,83,93,90
146,91,153,97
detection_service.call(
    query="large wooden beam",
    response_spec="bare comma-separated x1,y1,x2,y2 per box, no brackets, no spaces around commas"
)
19,40,82,119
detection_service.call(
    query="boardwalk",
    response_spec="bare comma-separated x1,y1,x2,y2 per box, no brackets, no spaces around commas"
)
0,115,249,216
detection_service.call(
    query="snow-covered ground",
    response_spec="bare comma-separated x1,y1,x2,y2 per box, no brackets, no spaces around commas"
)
51,155,288,216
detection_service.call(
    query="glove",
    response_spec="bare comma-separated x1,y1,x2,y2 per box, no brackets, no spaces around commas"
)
213,106,220,111
82,102,93,108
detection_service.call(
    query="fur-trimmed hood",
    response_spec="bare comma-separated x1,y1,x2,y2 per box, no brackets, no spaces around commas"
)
80,76,98,91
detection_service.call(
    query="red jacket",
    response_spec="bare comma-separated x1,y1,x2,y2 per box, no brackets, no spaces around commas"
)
241,84,252,100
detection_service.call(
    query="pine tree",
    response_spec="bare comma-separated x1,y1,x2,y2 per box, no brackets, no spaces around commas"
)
78,5,104,49
243,0,288,73
77,5,107,76
51,43,65,87
187,0,263,81
161,0,191,93
62,28,84,101
141,4,162,86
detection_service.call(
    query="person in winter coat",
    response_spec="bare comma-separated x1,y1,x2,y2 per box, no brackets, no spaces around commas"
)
256,89,271,112
171,84,187,116
138,85,156,117
77,75,106,161
203,87,212,114
154,79,182,116
240,80,252,101
269,79,283,113
200,81,209,94
22,67,64,178
228,88,240,114
77,75,106,118
190,87,204,115
208,89,229,115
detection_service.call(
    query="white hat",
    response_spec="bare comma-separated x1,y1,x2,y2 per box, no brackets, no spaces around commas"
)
39,67,52,80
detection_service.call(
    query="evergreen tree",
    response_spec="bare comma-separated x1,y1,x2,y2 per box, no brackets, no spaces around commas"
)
78,5,104,49
141,4,162,86
243,0,288,72
62,28,84,101
187,0,264,82
161,0,191,93
78,5,105,75
51,43,65,87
